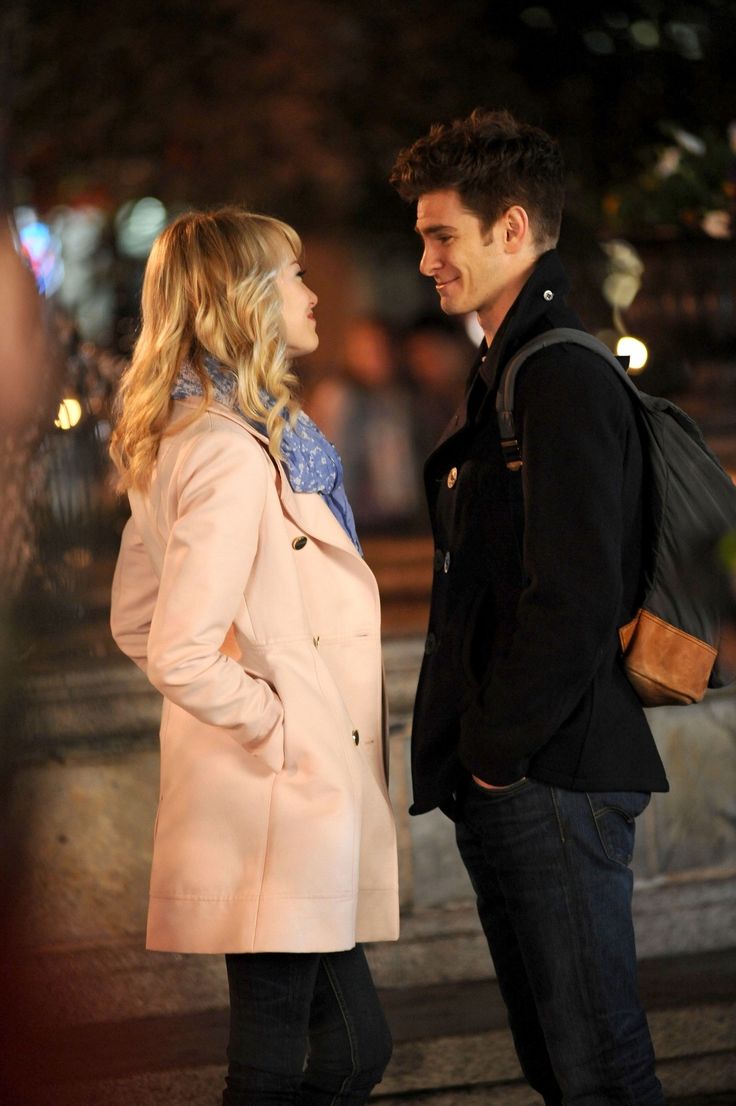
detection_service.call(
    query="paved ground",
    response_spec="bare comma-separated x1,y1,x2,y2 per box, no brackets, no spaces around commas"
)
1,942,733,1104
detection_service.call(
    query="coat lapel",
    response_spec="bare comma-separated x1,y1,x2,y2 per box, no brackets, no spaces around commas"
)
188,399,362,559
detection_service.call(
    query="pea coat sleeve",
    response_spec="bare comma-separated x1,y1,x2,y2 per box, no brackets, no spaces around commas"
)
112,426,284,772
462,351,631,783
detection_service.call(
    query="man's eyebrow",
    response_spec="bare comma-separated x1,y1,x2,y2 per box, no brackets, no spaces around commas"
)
414,223,457,236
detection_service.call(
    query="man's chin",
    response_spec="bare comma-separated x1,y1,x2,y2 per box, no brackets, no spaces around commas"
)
439,297,465,316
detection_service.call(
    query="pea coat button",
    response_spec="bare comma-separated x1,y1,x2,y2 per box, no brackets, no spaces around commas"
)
447,467,458,489
543,289,554,301
434,549,444,571
292,536,308,550
443,551,451,573
352,729,360,745
425,632,437,655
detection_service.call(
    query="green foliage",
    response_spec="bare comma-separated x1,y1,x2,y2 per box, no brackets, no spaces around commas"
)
605,124,734,235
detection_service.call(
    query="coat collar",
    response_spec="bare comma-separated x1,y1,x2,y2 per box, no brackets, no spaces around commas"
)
172,398,361,560
478,248,572,390
428,249,577,458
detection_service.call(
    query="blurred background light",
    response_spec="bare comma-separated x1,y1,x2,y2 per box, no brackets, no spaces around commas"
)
54,398,83,430
14,207,64,296
654,146,682,179
630,20,660,48
115,197,168,260
616,335,649,372
670,127,707,156
50,206,115,344
701,210,732,239
666,21,703,61
601,239,644,312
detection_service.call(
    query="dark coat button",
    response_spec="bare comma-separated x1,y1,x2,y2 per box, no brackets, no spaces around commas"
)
352,729,360,745
443,551,451,573
425,632,437,655
292,536,308,550
434,549,445,571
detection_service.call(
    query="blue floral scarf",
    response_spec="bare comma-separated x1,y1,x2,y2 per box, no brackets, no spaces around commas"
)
171,357,362,554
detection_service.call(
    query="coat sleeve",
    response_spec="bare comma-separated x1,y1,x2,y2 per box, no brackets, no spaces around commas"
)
121,426,283,773
460,351,631,784
110,514,159,674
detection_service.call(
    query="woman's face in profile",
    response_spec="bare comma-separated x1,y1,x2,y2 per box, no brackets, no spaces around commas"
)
276,256,319,358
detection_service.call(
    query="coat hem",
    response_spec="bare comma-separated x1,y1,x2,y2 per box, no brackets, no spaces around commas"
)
146,887,400,954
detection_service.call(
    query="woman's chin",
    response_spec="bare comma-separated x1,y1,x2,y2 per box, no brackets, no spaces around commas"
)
289,334,319,359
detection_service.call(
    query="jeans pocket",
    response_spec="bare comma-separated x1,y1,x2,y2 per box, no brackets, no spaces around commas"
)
587,791,650,866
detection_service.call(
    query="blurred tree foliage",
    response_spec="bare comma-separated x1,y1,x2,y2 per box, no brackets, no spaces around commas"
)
11,0,736,236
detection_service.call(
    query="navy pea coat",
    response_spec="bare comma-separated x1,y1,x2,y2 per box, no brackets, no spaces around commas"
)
410,250,669,815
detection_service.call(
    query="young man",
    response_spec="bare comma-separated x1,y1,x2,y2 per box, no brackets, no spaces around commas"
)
390,110,668,1105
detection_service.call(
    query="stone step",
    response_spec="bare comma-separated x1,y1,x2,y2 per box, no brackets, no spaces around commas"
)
19,638,423,756
367,874,736,986
16,874,736,1019
16,949,736,1105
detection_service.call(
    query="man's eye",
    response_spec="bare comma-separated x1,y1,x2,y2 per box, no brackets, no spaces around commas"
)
437,236,452,244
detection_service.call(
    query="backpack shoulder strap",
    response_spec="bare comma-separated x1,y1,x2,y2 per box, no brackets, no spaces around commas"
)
496,327,640,471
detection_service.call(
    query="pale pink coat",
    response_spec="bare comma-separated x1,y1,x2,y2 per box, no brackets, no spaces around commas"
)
110,398,400,954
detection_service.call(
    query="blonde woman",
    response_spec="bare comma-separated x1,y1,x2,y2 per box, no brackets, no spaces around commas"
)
109,207,399,1104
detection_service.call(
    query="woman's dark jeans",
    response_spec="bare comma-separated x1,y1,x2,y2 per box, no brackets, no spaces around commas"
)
456,776,665,1106
223,944,392,1105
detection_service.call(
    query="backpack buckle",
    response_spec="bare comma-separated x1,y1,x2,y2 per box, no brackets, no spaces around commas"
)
500,437,523,471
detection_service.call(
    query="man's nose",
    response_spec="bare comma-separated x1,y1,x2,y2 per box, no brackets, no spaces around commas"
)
419,246,439,277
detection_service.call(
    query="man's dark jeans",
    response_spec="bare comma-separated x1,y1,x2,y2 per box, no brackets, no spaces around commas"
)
223,945,392,1105
456,776,665,1106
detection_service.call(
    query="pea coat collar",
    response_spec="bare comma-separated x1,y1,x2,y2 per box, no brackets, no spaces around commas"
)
172,397,362,561
431,249,575,454
478,248,572,390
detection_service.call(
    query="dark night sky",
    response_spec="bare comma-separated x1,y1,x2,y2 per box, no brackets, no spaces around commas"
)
0,0,731,252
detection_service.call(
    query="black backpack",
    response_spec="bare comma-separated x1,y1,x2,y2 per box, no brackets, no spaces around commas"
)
496,327,736,707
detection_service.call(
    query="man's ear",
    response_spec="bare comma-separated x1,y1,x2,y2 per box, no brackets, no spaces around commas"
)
501,205,530,254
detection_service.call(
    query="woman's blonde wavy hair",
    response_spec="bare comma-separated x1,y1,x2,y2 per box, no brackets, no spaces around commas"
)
110,206,302,490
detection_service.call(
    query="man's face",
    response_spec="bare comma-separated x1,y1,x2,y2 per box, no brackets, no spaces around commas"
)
415,188,513,321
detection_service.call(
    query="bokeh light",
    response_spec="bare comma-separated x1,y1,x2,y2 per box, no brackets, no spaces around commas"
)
616,335,649,373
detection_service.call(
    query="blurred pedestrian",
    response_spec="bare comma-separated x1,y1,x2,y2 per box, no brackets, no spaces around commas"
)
391,110,666,1105
109,207,398,1105
308,317,419,529
0,210,63,1105
403,313,473,469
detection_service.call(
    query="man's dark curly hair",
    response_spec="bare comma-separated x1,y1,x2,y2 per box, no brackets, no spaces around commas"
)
389,108,565,249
